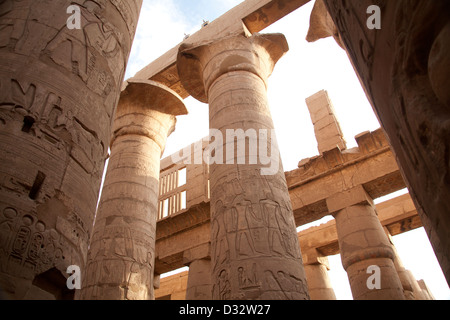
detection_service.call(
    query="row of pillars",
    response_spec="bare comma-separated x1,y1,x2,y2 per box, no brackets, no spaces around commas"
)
80,32,425,300
181,186,431,300
0,0,445,300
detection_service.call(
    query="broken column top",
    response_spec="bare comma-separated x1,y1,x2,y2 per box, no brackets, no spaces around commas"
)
306,90,346,155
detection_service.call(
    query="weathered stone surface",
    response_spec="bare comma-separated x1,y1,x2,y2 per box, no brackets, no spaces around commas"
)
320,0,450,285
302,249,336,300
331,188,405,300
80,80,187,300
155,271,189,300
0,0,142,299
287,129,405,226
177,33,309,300
306,90,347,155
306,0,342,48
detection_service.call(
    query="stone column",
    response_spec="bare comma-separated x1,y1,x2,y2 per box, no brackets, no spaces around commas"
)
303,249,336,300
80,80,187,300
185,260,212,300
418,280,435,300
177,33,309,300
321,0,450,285
327,186,405,300
184,243,212,300
384,228,426,300
0,0,142,299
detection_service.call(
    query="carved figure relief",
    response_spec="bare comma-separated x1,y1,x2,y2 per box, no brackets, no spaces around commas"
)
210,164,307,299
82,221,154,299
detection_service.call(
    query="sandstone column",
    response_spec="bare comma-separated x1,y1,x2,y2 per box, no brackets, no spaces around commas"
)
80,80,187,300
319,0,450,284
177,33,309,300
384,228,426,300
327,186,405,300
0,0,142,299
184,243,212,300
185,259,212,300
303,249,336,300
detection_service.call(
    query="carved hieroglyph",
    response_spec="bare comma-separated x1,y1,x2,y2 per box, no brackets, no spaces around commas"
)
0,0,142,299
177,33,310,300
80,80,187,300
319,0,450,284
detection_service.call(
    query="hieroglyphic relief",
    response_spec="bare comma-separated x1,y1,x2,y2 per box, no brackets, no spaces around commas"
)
0,204,71,282
323,0,450,281
0,77,106,180
0,0,143,298
81,222,154,300
0,0,139,122
210,168,308,300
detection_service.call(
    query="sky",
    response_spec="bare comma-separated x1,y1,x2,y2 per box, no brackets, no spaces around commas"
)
124,0,449,300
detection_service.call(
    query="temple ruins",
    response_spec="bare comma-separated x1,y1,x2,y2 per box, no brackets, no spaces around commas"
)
0,0,448,300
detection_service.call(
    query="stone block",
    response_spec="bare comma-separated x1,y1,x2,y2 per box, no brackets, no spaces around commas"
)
326,185,373,214
183,243,211,265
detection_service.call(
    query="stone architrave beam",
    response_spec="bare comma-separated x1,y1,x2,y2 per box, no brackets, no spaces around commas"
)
298,193,422,257
286,129,406,226
131,0,311,98
154,129,409,274
318,0,450,284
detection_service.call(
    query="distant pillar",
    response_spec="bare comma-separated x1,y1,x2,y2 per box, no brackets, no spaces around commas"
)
177,33,309,300
80,80,187,300
327,186,405,300
405,270,427,300
384,228,426,300
322,0,450,285
185,260,212,300
0,0,142,299
418,279,435,300
184,243,212,300
303,249,336,300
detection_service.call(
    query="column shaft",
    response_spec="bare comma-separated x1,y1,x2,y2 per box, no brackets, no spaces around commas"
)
334,204,405,300
304,263,336,300
0,0,142,299
177,33,309,300
323,0,450,284
185,259,212,300
209,71,307,300
80,80,186,300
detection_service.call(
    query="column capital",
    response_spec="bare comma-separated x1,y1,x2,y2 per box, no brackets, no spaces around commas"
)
302,248,330,269
326,185,374,216
112,79,188,150
119,79,188,116
177,33,289,103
